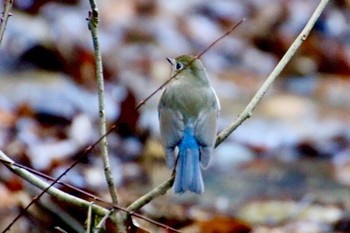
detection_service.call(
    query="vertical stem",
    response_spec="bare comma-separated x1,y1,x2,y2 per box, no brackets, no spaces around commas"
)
87,1,125,232
0,0,14,46
88,7,118,205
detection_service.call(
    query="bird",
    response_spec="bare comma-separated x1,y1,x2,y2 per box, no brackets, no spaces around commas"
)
158,55,220,194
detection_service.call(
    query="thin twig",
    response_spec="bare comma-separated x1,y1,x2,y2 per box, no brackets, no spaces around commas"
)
0,0,14,46
86,202,94,233
54,227,68,233
128,0,330,211
93,209,113,233
195,18,245,60
87,0,118,205
87,1,122,231
39,195,84,233
127,176,175,212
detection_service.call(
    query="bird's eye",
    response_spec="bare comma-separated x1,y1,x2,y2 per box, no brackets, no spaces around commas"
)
175,62,183,70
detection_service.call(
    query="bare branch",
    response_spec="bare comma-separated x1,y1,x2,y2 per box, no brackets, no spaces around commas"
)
127,176,174,212
86,0,123,231
87,0,119,207
0,0,14,46
93,210,113,233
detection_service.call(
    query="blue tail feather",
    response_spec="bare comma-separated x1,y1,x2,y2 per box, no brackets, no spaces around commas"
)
174,128,204,194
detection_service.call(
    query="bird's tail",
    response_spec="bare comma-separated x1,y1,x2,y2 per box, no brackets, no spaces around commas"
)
174,128,204,194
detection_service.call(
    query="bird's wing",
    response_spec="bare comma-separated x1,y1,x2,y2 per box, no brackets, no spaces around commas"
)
194,110,217,168
158,107,184,168
194,90,219,168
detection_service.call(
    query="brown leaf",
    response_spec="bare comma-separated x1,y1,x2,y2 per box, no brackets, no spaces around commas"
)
5,176,24,191
198,216,252,233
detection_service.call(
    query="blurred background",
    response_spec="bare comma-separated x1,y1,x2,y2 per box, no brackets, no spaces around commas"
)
0,0,350,232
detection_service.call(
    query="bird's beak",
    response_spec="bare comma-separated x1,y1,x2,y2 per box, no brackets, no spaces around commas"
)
166,57,175,65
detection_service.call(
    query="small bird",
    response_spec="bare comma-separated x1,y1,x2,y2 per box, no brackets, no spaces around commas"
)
158,55,220,194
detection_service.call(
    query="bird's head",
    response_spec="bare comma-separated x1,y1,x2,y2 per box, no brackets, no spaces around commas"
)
166,55,208,84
